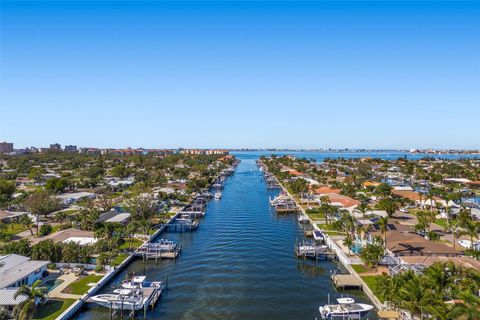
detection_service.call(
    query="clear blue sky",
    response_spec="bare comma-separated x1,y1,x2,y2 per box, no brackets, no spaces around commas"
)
1,1,479,149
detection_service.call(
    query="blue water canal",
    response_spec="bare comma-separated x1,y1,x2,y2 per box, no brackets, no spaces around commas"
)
78,152,423,320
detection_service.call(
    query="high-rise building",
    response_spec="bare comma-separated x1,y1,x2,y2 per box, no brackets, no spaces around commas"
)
0,142,14,153
50,143,61,151
64,145,77,153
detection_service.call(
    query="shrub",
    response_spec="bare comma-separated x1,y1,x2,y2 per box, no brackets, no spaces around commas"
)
39,224,53,236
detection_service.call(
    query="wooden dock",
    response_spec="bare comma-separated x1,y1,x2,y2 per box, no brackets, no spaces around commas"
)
166,218,199,232
134,241,181,260
295,241,335,260
331,274,363,290
87,283,166,320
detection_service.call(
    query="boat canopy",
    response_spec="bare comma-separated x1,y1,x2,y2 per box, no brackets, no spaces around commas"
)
337,297,355,304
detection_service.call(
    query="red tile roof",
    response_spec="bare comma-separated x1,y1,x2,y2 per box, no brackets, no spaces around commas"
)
313,186,341,195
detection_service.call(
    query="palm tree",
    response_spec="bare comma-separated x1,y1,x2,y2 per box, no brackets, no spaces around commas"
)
343,235,354,255
457,207,472,229
19,214,34,237
398,276,437,317
443,193,453,222
426,190,436,213
448,291,480,320
54,211,67,229
378,217,388,247
424,262,452,297
126,221,139,249
450,223,463,251
13,280,47,320
0,307,9,320
357,202,369,222
464,221,479,249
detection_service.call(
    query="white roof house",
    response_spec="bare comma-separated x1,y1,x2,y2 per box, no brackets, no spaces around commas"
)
0,288,27,307
62,237,98,246
105,212,131,223
57,192,96,204
0,254,49,289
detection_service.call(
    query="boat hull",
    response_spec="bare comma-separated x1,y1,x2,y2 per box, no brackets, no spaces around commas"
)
319,303,374,319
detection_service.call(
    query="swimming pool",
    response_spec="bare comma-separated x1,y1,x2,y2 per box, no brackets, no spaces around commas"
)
42,279,64,292
351,242,363,254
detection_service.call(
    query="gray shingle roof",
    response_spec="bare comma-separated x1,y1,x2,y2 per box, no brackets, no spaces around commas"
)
0,288,27,306
0,254,49,289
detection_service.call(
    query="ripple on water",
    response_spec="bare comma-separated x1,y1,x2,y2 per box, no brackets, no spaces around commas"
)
76,157,376,320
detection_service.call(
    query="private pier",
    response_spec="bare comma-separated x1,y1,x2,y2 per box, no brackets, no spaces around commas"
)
331,274,363,290
295,240,336,261
87,279,166,320
166,218,199,232
134,239,181,260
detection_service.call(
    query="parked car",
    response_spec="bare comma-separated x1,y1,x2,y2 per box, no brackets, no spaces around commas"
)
458,239,472,249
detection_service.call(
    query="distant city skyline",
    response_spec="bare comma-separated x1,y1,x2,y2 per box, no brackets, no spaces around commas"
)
1,1,479,149
2,140,479,152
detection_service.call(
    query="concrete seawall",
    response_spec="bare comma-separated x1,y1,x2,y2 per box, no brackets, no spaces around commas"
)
259,159,385,311
55,166,234,320
55,211,180,320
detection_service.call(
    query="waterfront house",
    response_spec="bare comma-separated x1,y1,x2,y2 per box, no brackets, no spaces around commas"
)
321,193,360,212
0,288,28,315
31,228,96,245
98,211,131,225
57,191,96,206
399,255,480,270
0,254,49,289
312,185,341,195
381,231,461,257
0,210,26,223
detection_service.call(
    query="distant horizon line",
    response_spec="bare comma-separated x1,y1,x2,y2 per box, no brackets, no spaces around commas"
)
2,142,480,153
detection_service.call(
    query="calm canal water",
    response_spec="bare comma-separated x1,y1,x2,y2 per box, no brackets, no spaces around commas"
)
77,153,377,320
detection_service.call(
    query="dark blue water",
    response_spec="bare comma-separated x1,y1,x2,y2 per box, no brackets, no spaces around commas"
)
77,154,374,320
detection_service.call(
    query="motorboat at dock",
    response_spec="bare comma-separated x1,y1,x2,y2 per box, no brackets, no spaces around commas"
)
269,193,298,213
313,228,325,242
319,297,374,319
297,213,309,223
89,276,166,314
296,240,328,259
134,239,181,259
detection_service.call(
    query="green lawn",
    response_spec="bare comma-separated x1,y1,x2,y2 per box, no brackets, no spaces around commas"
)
111,253,129,266
34,299,75,320
307,212,325,220
2,223,28,235
351,264,370,274
118,239,143,250
434,219,448,229
63,275,103,295
361,275,384,302
61,209,78,216
317,223,336,231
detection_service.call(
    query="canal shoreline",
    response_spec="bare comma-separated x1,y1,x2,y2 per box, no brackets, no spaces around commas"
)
257,159,385,312
57,162,238,320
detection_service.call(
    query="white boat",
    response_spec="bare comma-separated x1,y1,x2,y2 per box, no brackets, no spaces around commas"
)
121,276,163,289
214,192,222,200
313,230,325,241
298,244,327,253
298,213,309,223
319,297,374,319
90,293,144,310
